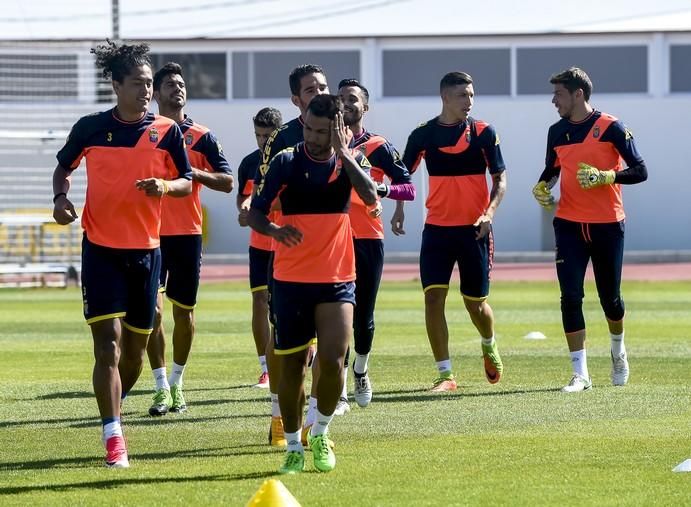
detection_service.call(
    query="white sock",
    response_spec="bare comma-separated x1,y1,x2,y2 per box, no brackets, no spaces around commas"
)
103,420,123,440
304,397,317,427
284,431,303,453
570,349,589,379
341,368,348,399
611,332,626,357
258,355,268,374
353,353,369,375
152,367,170,391
169,362,185,387
310,408,334,437
271,392,281,417
436,359,452,374
481,335,495,347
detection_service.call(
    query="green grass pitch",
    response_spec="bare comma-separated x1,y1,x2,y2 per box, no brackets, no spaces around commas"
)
0,280,689,506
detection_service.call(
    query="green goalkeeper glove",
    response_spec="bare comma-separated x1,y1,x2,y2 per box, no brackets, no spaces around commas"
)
532,181,555,210
577,162,616,189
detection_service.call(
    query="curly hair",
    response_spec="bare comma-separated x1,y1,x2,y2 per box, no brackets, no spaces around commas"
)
91,39,152,82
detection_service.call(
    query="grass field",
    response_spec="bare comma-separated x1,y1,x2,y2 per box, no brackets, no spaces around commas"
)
0,280,689,506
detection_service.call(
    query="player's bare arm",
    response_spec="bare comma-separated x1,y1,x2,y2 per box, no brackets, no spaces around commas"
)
247,208,302,247
192,167,233,193
52,164,78,225
136,177,192,197
474,171,506,239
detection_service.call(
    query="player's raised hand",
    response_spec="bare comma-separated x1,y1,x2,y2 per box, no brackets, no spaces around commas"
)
577,162,616,189
330,112,349,154
271,224,303,247
53,195,78,225
136,178,167,197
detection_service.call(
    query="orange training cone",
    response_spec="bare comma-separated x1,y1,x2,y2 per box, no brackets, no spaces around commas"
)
246,479,301,507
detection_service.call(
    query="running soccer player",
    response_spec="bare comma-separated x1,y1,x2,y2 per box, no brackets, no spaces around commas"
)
248,94,377,474
402,71,507,392
532,67,647,392
237,107,283,388
146,62,233,416
52,41,192,468
338,78,415,407
256,64,329,447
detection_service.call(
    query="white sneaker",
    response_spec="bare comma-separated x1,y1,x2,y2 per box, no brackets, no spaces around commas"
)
611,351,629,386
353,372,372,408
561,373,593,393
333,397,350,416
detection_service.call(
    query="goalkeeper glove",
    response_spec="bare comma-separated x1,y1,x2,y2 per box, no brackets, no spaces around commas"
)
577,162,616,189
532,181,555,210
376,183,390,197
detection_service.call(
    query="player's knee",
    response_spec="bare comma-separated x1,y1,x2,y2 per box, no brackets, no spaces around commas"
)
463,298,486,315
424,288,447,307
172,306,194,329
95,339,119,366
561,296,585,333
601,296,625,321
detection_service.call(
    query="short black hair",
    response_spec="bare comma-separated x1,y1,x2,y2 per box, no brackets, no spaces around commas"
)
306,94,343,120
253,107,283,130
338,78,369,103
91,39,151,83
153,62,184,92
289,64,325,96
440,71,473,93
550,67,593,101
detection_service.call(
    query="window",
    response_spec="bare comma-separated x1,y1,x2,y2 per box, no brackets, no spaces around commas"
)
232,51,360,98
0,53,78,102
150,53,227,99
382,49,510,97
517,46,648,94
670,45,691,92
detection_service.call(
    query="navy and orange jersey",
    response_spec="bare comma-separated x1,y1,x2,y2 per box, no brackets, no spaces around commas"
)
402,116,505,227
350,130,412,239
57,108,192,250
160,116,231,236
255,116,304,190
238,149,273,251
251,142,371,284
544,110,644,224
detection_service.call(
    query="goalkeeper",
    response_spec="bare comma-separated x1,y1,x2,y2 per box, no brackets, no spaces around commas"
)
532,67,647,394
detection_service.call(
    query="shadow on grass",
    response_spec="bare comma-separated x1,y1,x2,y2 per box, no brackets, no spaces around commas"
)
0,444,277,473
372,386,561,403
0,416,97,429
35,391,93,400
69,413,266,429
0,470,276,495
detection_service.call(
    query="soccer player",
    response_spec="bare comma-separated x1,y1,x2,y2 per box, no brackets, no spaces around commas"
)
52,41,192,468
248,94,377,474
402,71,507,392
237,107,283,388
532,67,647,392
338,78,415,407
146,62,233,416
256,64,329,447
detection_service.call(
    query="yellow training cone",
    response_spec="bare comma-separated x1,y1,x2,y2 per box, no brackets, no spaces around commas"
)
246,479,301,507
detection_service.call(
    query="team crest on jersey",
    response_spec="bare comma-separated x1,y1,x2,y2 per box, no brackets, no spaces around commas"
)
185,133,194,146
149,127,159,143
593,126,600,138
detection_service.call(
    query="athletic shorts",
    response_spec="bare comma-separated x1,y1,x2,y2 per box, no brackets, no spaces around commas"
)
249,246,272,291
419,223,493,300
81,234,161,333
159,234,202,309
272,279,355,354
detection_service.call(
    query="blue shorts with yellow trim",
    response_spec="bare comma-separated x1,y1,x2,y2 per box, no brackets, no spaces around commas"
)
81,235,161,333
419,223,493,300
249,246,271,291
272,279,355,354
159,234,202,309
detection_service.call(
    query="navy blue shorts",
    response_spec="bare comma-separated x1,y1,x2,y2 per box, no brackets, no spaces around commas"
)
419,224,493,300
159,235,202,309
272,279,355,354
81,235,161,333
249,246,271,291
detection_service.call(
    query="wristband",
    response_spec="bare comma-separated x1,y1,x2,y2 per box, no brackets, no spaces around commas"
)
53,192,67,204
160,179,169,195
